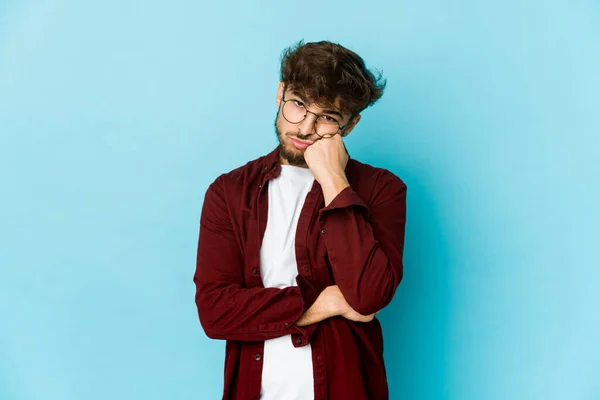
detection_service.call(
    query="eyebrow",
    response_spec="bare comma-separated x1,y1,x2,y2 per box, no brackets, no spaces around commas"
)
291,90,344,119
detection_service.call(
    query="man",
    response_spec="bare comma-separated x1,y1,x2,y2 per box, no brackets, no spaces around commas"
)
194,40,407,400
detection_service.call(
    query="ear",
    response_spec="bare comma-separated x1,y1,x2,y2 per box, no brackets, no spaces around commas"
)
276,81,285,107
341,114,362,137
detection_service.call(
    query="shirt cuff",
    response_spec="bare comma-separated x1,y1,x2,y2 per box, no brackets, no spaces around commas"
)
291,276,324,347
318,186,368,216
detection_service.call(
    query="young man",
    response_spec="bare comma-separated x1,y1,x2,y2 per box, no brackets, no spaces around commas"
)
194,40,407,400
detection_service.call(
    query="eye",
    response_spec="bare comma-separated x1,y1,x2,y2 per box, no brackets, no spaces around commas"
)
292,100,304,107
322,115,339,123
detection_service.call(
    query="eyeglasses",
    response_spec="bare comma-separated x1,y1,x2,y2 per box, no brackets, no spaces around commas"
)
279,86,354,138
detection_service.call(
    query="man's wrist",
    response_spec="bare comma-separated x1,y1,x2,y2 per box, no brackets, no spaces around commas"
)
321,175,350,207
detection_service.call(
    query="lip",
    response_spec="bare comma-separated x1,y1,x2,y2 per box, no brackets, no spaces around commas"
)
290,138,311,149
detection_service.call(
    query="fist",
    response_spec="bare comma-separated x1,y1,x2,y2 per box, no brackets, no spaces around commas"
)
303,135,349,184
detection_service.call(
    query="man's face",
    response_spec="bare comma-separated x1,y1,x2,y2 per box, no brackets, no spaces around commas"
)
274,82,359,167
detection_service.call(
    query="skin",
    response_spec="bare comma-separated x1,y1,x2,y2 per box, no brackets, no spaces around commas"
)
295,285,376,326
274,81,362,207
271,81,377,325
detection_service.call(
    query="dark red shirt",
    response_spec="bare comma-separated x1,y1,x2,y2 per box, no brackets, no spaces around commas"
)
194,144,407,399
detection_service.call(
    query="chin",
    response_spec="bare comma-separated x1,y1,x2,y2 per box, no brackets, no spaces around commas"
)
280,144,307,166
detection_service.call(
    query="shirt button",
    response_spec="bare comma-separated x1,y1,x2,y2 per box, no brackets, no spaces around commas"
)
296,338,303,345
252,268,258,274
264,166,268,171
254,354,262,361
258,184,262,189
284,322,289,327
321,229,327,235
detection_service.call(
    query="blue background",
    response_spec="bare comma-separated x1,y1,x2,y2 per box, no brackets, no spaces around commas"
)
1,1,598,399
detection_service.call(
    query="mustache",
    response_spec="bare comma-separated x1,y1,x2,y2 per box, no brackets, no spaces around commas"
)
286,132,314,141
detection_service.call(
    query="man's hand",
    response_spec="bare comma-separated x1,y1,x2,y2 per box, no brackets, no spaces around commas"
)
303,134,349,182
304,135,350,206
326,285,376,323
295,285,378,326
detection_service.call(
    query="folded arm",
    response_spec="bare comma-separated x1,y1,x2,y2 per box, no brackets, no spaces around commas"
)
318,171,407,316
194,175,321,341
194,175,379,342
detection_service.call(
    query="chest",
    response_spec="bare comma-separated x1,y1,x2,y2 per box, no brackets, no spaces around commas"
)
237,178,333,288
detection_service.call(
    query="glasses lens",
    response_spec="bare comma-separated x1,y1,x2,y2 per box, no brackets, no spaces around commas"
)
315,116,340,137
282,100,306,123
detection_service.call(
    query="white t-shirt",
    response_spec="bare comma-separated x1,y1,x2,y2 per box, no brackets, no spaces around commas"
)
259,164,315,400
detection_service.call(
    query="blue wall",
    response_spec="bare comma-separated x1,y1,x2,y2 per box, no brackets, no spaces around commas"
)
1,1,598,399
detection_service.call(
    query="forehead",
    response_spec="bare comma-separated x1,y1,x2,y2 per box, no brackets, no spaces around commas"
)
286,86,343,113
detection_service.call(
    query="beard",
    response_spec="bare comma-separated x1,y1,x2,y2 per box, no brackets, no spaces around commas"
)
273,110,310,167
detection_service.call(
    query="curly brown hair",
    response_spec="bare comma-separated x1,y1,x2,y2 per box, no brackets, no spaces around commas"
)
279,39,386,117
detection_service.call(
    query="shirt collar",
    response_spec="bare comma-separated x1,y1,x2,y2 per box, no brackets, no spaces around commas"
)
262,144,282,174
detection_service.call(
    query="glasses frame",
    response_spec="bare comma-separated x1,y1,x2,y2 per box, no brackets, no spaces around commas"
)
280,85,354,138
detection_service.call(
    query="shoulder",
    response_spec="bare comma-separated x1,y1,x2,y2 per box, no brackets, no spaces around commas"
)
347,158,407,199
208,148,268,185
205,152,268,202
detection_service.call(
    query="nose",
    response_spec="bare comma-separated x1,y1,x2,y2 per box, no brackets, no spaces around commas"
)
297,112,318,135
